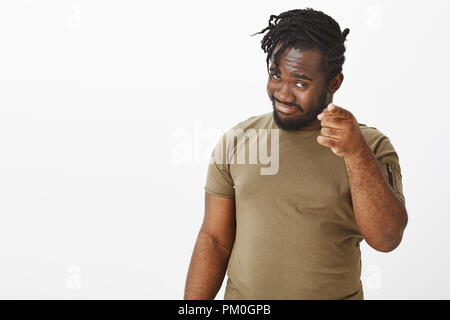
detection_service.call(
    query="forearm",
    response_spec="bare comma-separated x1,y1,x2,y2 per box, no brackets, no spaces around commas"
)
344,144,408,252
184,232,232,299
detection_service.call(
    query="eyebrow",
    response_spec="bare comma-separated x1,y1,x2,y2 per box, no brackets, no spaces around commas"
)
291,72,313,81
270,67,313,81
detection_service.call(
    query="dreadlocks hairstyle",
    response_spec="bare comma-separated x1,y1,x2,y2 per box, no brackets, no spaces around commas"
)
251,8,350,85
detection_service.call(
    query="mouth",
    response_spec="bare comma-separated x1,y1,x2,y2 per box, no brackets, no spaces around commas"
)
275,102,298,117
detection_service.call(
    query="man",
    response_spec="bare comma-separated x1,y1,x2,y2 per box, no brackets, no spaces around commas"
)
184,8,408,300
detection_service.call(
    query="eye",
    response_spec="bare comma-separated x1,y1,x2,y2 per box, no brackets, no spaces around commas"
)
296,81,307,88
270,73,280,80
270,73,308,88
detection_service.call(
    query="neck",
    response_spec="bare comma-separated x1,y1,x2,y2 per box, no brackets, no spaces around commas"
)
298,119,322,131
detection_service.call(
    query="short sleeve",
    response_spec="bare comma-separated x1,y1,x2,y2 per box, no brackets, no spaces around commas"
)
204,133,235,198
371,134,406,207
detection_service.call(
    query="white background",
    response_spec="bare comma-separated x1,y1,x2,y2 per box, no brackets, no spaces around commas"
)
0,0,449,299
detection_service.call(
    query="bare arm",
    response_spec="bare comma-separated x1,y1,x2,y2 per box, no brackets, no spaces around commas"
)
316,103,408,253
184,192,236,299
344,144,408,252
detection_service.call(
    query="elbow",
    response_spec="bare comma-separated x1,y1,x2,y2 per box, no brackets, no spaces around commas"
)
371,219,408,253
371,225,407,253
377,208,408,253
369,236,401,253
373,240,401,253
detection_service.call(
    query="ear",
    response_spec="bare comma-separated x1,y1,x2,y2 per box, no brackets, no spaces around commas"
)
328,72,344,94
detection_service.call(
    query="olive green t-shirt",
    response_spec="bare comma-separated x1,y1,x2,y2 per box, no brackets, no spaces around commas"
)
204,112,405,300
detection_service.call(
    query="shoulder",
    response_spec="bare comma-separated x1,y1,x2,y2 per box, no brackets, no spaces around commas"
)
211,112,273,153
358,123,397,159
228,112,273,132
359,123,388,143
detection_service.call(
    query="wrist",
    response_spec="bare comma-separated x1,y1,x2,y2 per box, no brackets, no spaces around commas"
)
344,141,371,163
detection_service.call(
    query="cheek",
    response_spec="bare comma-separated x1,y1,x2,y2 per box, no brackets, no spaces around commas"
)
267,81,274,97
302,88,322,105
294,92,315,111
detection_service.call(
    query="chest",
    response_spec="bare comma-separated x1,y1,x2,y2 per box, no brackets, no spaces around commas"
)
230,135,351,208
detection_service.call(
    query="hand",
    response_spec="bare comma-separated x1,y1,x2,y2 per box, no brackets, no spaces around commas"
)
316,103,368,159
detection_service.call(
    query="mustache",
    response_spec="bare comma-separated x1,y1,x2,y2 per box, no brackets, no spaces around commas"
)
271,96,304,113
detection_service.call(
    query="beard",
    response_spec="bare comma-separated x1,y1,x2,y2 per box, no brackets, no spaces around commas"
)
272,87,329,131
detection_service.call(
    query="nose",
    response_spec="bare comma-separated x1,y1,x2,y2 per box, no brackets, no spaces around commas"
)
274,83,295,105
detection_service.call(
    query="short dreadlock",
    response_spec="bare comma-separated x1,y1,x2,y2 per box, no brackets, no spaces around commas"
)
251,8,350,85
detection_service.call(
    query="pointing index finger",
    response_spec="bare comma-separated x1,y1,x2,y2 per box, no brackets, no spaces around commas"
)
326,103,350,119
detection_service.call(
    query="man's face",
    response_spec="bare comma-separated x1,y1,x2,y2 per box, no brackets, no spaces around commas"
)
267,45,330,131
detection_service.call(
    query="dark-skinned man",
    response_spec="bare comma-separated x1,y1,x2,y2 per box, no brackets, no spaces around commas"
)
184,8,408,300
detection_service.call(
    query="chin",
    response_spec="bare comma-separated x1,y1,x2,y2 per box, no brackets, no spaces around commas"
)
272,109,313,131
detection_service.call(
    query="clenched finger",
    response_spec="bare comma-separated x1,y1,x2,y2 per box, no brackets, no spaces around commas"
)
317,113,347,129
320,126,342,139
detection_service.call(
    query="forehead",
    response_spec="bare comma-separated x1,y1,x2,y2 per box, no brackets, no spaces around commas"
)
270,44,324,74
